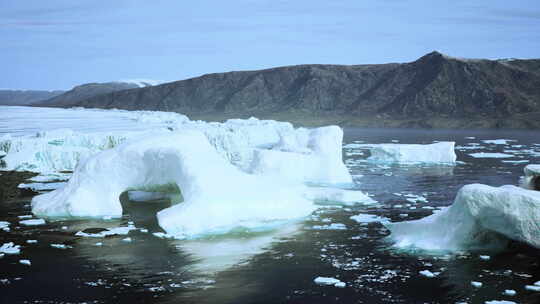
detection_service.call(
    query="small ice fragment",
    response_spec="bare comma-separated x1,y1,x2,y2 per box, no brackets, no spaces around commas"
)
479,255,491,261
314,276,343,287
334,281,346,288
50,244,70,249
19,219,46,226
140,228,149,233
122,237,132,242
94,242,103,246
471,281,483,288
503,289,516,296
534,281,540,286
18,215,32,219
419,270,438,278
0,242,21,255
102,216,113,220
19,259,31,266
61,226,68,230
26,240,37,244
399,214,409,218
485,301,517,304
525,285,540,292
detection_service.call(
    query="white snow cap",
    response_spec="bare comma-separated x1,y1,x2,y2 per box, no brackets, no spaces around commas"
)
366,142,456,164
386,184,540,251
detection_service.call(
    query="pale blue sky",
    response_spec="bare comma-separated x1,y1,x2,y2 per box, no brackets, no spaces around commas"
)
1,0,539,90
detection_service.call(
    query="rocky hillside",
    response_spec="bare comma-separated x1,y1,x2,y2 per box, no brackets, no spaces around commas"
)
33,82,151,106
39,52,540,129
0,90,64,106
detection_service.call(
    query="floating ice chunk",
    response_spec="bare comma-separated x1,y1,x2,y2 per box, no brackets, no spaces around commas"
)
33,131,316,238
18,182,65,191
50,244,71,249
471,281,483,288
94,242,103,246
419,270,439,278
305,187,375,206
122,237,132,242
19,259,31,266
312,223,346,230
525,285,540,292
366,142,456,164
26,240,37,244
314,276,345,287
485,301,516,304
152,232,175,239
479,255,491,261
0,242,21,254
503,289,516,296
482,139,516,145
502,160,529,164
386,184,540,251
535,280,540,286
0,221,10,229
350,214,389,224
75,226,137,238
469,152,513,159
19,219,46,226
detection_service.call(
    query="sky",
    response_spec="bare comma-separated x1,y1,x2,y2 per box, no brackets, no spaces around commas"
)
1,0,540,90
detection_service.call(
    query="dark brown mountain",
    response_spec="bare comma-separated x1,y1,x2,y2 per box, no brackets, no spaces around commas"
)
39,52,540,129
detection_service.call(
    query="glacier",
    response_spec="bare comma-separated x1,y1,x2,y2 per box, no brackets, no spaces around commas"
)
363,142,456,164
385,183,540,251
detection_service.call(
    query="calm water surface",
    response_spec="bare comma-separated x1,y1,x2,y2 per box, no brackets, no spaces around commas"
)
1,127,540,304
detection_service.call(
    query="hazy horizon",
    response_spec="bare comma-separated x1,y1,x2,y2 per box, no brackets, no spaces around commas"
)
2,0,540,90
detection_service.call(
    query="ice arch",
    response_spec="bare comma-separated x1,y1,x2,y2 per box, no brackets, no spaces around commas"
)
32,131,316,237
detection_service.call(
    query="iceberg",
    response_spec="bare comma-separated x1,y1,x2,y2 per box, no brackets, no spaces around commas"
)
386,184,540,251
523,164,540,190
31,131,330,238
365,142,456,164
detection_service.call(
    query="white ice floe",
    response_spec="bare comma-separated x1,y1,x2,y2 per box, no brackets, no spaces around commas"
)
350,214,389,224
525,285,540,292
19,219,46,226
314,276,345,287
485,301,516,304
0,221,9,229
50,244,71,249
503,289,516,296
365,142,456,164
19,259,31,266
0,242,21,254
471,281,483,288
482,139,516,145
26,240,37,244
479,255,491,261
18,182,65,191
419,270,439,278
469,152,513,159
386,184,540,251
75,226,137,238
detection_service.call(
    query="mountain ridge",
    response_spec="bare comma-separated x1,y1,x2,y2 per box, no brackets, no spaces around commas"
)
36,51,540,129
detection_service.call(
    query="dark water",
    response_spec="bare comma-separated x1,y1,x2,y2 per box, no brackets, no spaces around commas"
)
1,128,540,304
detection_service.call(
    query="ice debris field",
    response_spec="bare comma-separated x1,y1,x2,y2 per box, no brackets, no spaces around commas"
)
1,106,540,303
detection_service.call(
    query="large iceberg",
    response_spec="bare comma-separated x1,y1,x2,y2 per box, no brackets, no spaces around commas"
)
31,129,366,238
32,131,315,237
365,142,456,164
386,184,540,251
